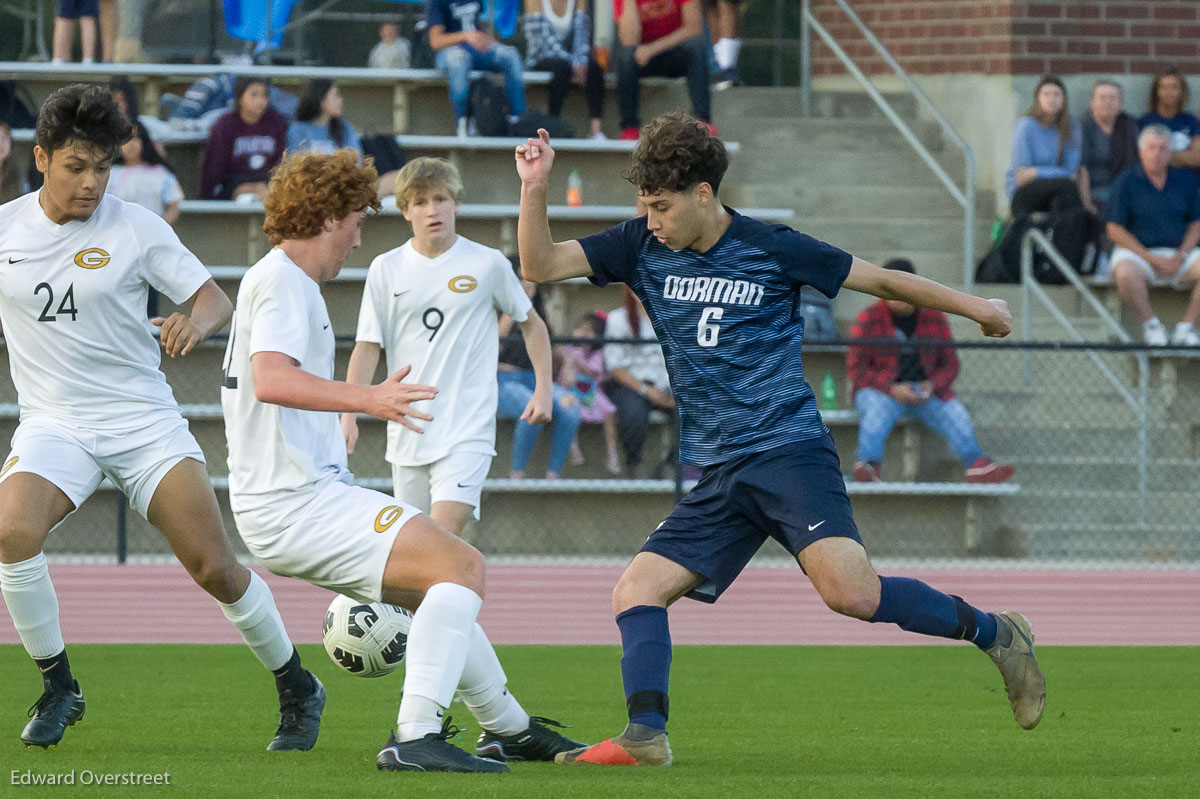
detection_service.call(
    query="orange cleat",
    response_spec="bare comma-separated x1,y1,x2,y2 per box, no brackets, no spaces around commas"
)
555,725,672,766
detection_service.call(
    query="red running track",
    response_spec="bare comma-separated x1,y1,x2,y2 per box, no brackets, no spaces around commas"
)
0,564,1196,646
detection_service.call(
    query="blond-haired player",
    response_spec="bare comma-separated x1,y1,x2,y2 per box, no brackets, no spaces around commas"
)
342,157,554,536
0,84,317,751
222,150,582,773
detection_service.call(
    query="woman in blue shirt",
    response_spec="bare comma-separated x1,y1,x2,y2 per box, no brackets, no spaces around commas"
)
288,79,402,195
1005,74,1082,217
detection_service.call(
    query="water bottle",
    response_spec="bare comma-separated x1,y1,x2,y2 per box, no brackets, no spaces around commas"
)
990,214,1005,245
821,372,837,410
567,169,583,207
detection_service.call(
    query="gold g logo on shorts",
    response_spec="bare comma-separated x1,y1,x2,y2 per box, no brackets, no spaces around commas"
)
373,505,404,533
74,248,111,269
0,455,18,479
448,275,478,293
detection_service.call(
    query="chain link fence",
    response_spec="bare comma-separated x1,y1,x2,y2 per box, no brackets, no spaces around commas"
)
15,338,1200,566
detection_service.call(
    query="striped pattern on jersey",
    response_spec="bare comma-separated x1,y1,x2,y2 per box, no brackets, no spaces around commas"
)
580,209,853,467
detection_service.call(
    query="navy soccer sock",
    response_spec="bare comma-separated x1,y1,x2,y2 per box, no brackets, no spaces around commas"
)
616,605,672,731
870,576,997,649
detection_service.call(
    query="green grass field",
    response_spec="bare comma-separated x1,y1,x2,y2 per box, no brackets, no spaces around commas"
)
1,645,1196,798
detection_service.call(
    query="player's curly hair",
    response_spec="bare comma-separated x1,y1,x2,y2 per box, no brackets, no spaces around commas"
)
394,157,463,209
36,84,133,160
262,149,381,245
626,111,729,196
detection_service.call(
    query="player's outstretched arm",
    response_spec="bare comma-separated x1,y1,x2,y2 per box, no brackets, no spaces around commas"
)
841,257,1013,338
515,129,594,283
252,352,436,433
340,341,383,452
153,279,233,358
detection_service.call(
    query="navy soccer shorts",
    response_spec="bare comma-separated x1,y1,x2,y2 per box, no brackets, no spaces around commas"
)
641,433,862,603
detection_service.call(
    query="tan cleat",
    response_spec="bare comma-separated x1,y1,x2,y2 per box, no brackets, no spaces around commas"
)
555,724,672,766
985,611,1046,729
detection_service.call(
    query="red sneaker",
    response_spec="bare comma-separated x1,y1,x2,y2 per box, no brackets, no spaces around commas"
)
619,127,640,141
965,457,1015,483
700,120,719,137
853,460,883,482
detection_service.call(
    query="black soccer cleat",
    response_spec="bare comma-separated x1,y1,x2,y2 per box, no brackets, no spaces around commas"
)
476,715,587,762
267,673,326,751
21,680,85,749
377,717,510,773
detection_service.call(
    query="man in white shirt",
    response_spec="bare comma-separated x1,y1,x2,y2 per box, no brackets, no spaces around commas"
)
224,149,581,773
342,157,554,536
0,84,318,752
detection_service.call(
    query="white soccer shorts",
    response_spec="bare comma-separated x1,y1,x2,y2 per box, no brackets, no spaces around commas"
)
0,414,205,519
236,480,423,603
390,450,492,519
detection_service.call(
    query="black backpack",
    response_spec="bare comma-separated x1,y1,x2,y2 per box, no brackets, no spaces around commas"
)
468,77,510,137
359,134,407,174
976,210,1100,285
0,81,37,128
508,111,576,139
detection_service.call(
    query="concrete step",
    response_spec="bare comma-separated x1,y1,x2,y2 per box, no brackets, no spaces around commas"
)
798,215,983,255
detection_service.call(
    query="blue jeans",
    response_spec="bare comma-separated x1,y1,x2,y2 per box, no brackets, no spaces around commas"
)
497,370,581,474
854,388,985,465
436,43,526,120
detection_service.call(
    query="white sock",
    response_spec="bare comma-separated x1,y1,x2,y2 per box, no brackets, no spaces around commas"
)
396,582,482,741
457,624,530,735
217,570,293,671
714,38,741,70
0,553,65,659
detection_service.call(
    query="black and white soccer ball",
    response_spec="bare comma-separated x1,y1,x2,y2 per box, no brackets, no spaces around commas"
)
322,594,413,678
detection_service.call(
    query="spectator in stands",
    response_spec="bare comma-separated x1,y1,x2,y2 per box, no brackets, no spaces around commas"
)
160,72,298,135
1077,80,1139,218
522,0,606,139
1105,124,1200,347
426,0,527,137
498,257,583,479
561,309,622,474
604,286,676,476
704,0,743,89
52,0,98,63
368,21,412,69
108,76,170,157
0,123,28,204
849,258,1015,484
1005,75,1082,218
99,0,116,62
107,123,184,224
200,77,287,201
1137,69,1200,156
614,0,713,140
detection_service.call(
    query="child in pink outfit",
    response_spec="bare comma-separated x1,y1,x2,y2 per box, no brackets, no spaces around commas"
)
561,310,621,475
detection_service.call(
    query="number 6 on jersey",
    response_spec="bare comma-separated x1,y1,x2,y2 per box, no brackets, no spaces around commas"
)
697,306,723,347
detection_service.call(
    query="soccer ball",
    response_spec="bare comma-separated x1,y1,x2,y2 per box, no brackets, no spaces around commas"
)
322,594,413,678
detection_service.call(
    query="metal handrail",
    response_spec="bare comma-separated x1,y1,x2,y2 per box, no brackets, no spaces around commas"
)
799,0,977,288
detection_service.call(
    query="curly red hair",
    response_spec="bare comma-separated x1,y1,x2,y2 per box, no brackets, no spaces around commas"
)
263,149,380,245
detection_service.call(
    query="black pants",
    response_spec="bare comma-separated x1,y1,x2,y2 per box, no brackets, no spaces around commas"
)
532,56,604,119
614,35,711,130
609,383,677,471
1010,177,1083,218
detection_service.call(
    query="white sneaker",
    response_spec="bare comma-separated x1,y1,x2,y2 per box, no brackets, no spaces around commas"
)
1144,321,1169,346
1172,323,1200,346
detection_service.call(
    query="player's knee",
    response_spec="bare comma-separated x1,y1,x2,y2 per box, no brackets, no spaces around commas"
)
0,515,44,560
611,571,661,614
816,578,878,620
447,541,486,597
188,555,243,603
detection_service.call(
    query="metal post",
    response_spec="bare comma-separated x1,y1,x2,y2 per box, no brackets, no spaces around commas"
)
116,494,128,564
1019,232,1034,391
800,0,811,117
773,0,783,87
1137,353,1150,529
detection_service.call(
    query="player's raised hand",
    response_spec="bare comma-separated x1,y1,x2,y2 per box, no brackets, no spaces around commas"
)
340,412,359,454
520,386,553,426
978,298,1013,338
372,365,437,432
152,313,203,357
514,129,555,184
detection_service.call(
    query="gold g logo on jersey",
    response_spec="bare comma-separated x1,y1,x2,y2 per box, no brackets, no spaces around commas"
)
74,248,111,269
373,505,404,533
0,456,18,479
448,275,478,293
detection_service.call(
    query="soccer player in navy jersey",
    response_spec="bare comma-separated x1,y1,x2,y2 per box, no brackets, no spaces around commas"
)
514,112,1046,766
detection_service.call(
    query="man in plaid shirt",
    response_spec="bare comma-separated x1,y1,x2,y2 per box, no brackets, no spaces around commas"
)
847,259,1015,483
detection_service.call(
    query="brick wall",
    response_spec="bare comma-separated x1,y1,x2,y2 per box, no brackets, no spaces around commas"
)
810,0,1200,77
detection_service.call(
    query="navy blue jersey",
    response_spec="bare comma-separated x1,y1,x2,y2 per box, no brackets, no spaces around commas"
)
580,209,853,466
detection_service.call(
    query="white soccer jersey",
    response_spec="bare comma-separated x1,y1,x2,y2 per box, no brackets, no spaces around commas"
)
356,236,532,466
222,249,351,531
0,191,211,427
